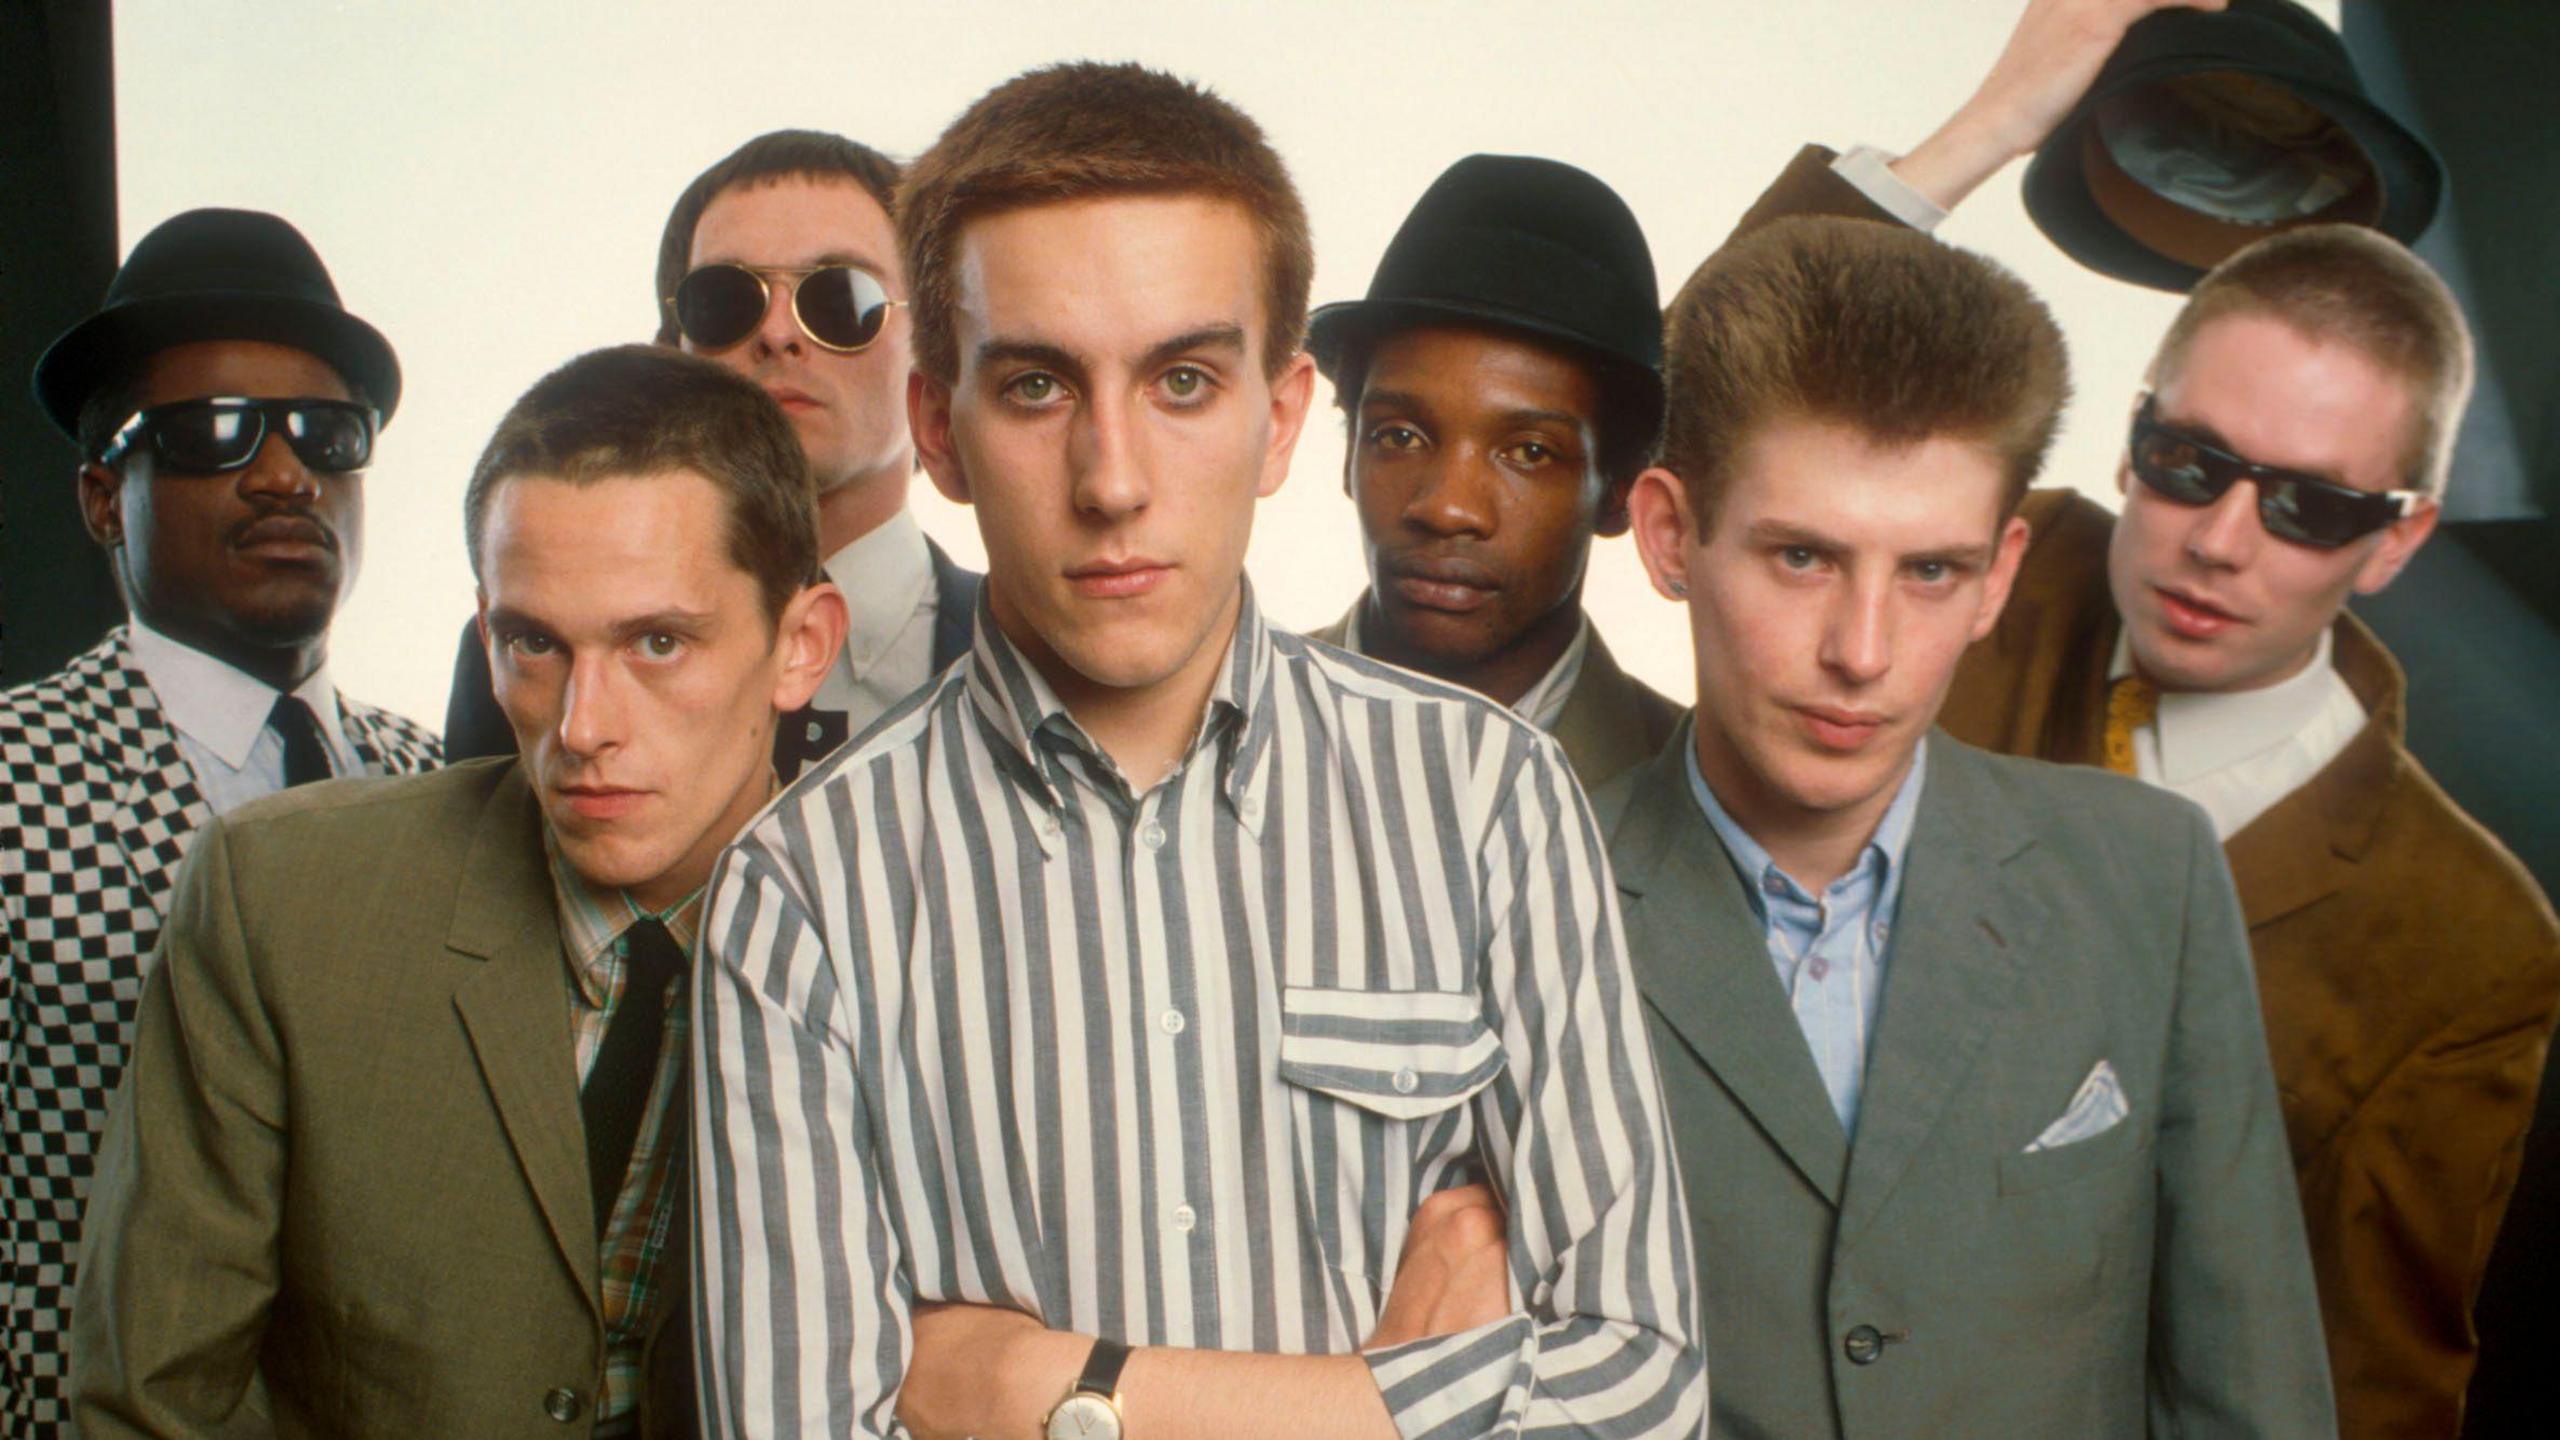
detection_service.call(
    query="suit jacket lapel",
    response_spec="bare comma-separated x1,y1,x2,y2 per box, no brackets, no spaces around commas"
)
926,538,980,674
1614,740,1851,1206
1549,630,1667,786
2224,613,2400,932
445,764,601,1318
89,633,216,906
1836,739,2038,1250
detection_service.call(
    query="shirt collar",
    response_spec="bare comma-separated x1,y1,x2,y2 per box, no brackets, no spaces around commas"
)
1685,734,1928,911
1343,597,1590,734
964,577,1275,835
820,509,935,673
127,617,352,770
542,824,705,1006
2110,626,2341,785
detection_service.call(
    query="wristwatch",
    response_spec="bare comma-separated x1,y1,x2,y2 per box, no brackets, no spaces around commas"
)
1042,1337,1131,1440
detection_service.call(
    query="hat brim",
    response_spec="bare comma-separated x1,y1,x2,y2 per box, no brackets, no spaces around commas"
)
2024,59,2443,293
1306,296,1665,421
33,290,403,440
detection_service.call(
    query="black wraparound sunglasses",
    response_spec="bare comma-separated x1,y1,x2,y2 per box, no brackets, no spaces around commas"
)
665,263,903,354
2127,395,2424,550
98,396,378,474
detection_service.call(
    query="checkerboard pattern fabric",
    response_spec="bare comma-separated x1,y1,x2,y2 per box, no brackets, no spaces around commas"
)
0,628,439,1437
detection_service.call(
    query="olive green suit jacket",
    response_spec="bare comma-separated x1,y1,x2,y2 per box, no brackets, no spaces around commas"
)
72,760,694,1439
1595,731,2337,1439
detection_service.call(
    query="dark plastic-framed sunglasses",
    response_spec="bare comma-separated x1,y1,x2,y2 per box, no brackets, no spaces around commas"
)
2127,395,2423,550
666,263,904,354
98,396,379,475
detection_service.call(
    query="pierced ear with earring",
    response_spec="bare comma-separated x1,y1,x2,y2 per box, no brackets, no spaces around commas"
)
1668,579,1689,598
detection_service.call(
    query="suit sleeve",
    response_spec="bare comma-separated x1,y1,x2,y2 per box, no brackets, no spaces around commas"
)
2294,940,2560,1439
1728,144,1907,241
70,818,285,1439
1362,736,1706,1439
2147,803,2338,1439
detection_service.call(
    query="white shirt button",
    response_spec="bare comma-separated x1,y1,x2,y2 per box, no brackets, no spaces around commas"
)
1171,1203,1197,1232
1140,820,1167,850
1160,1009,1187,1036
1392,1066,1420,1095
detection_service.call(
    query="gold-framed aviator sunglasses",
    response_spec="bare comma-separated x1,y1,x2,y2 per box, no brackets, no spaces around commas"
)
665,263,904,354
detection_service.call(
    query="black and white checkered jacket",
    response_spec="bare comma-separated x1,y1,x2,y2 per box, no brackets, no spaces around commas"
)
0,626,440,1437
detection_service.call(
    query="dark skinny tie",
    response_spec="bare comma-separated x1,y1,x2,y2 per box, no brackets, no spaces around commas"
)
267,694,333,788
581,917,685,1234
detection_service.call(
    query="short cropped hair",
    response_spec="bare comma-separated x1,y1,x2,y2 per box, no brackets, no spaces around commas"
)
464,345,818,624
653,129,905,345
1659,217,2070,534
1327,324,1661,487
2149,224,2472,496
896,61,1312,385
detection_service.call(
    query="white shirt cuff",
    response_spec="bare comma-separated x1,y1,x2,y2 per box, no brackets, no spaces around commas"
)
1832,145,1949,233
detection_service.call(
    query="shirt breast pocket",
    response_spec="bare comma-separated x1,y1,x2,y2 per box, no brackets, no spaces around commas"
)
1274,984,1507,1320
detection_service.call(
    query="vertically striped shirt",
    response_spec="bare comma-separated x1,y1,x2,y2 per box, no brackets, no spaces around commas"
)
693,583,1704,1439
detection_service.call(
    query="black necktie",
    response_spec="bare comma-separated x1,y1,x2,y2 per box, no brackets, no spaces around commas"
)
267,694,333,788
581,917,685,1234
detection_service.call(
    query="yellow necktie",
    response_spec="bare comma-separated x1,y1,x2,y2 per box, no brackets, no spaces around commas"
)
2103,674,2159,777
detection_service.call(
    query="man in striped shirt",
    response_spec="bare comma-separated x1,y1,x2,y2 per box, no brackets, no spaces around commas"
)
693,62,1706,1440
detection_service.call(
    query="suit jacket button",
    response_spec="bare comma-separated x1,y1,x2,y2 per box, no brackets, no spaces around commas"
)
1843,1325,1885,1365
544,1387,583,1422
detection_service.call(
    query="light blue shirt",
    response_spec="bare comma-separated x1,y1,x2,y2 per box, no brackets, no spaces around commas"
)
1687,739,1928,1135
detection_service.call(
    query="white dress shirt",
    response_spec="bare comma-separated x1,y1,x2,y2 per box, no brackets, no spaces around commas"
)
126,619,360,815
812,507,940,737
2111,628,2367,841
1339,605,1590,733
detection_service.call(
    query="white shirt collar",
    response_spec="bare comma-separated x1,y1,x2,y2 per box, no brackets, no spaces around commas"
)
2110,625,2341,786
1342,602,1590,731
820,508,934,674
126,617,352,769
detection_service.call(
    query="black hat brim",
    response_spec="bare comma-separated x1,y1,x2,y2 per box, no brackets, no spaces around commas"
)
33,290,404,440
2024,57,2444,293
1306,296,1665,423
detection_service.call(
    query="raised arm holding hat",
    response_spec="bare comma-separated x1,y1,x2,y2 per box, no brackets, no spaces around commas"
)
1,207,439,1439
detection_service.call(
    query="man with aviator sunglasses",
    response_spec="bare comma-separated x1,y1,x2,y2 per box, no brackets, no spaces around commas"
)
441,130,979,779
1882,9,2560,1423
1,207,441,1439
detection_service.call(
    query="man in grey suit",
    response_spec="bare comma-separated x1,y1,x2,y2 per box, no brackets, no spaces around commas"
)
1601,214,2334,1436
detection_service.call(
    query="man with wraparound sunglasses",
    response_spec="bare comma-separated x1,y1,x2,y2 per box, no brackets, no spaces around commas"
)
0,207,441,1440
1869,3,2560,1428
442,129,978,779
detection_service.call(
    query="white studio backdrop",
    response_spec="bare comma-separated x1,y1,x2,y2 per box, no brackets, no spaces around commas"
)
116,0,2338,726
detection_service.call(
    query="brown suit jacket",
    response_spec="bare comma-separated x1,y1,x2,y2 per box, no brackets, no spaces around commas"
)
1308,606,1681,790
1941,489,2560,1438
72,760,696,1439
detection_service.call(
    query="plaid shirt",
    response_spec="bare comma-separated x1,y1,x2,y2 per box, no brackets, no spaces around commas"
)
546,835,700,1434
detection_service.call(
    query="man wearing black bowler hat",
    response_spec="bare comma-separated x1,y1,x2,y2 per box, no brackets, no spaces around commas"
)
1307,147,1926,788
0,207,440,1439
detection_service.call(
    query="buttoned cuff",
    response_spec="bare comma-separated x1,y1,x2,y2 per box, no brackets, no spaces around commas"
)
1831,145,1949,232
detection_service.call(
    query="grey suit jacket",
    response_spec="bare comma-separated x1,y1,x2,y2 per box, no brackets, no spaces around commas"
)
1595,728,2335,1439
72,759,692,1438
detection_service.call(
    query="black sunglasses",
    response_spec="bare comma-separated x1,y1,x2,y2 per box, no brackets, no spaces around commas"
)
2127,396,2423,550
667,263,903,354
99,396,378,475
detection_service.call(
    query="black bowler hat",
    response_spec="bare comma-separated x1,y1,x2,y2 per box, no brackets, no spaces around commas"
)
1308,154,1662,420
2022,0,2442,292
33,207,402,439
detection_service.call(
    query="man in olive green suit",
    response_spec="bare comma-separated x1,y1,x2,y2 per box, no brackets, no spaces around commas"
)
1603,215,2332,1437
70,348,847,1438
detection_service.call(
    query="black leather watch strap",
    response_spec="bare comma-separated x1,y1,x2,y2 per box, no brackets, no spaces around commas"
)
1075,1336,1132,1399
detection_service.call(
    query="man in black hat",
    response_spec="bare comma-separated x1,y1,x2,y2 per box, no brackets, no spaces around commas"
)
1306,148,1935,789
0,207,440,1439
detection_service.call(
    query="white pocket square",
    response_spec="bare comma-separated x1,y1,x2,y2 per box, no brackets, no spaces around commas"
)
2024,1059,2129,1152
